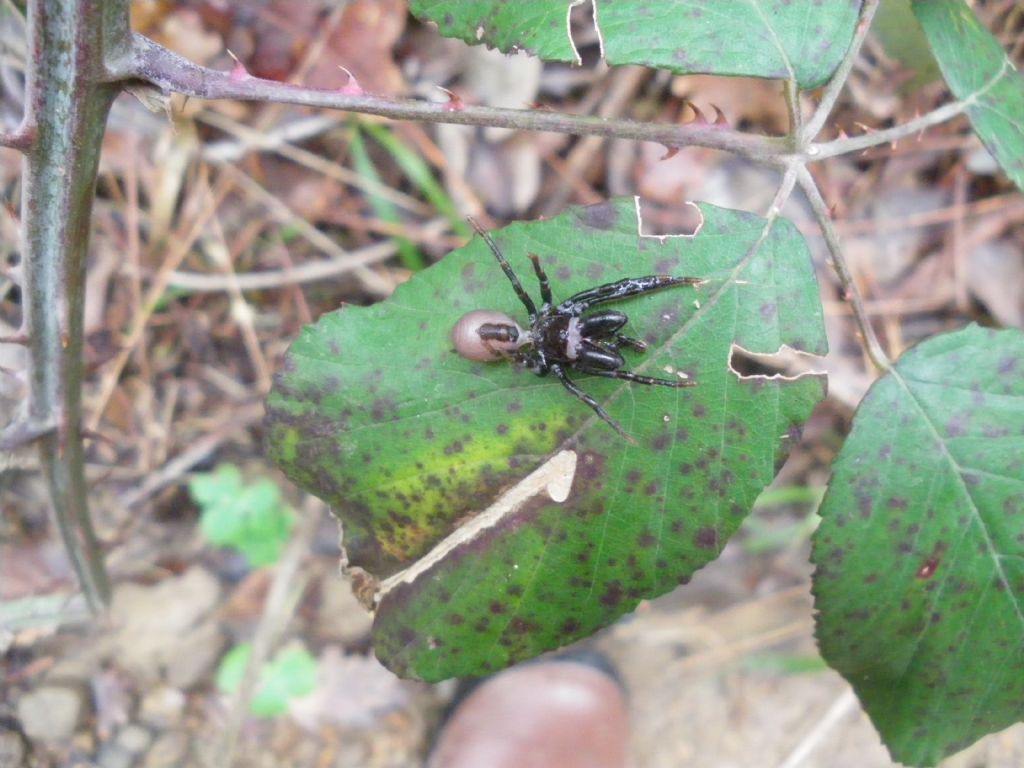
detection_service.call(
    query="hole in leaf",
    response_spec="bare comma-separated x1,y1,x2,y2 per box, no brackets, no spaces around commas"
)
635,197,703,238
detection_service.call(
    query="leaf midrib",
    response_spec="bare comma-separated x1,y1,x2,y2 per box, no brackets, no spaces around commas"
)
892,366,1024,627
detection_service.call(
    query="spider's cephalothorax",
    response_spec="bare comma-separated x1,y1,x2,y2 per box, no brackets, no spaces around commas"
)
451,220,701,440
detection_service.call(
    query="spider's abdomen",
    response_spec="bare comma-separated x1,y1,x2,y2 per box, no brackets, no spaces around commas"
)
451,310,527,362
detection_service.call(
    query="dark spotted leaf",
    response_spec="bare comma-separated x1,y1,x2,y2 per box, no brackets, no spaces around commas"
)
812,325,1024,766
411,0,862,89
266,198,826,680
913,0,1024,190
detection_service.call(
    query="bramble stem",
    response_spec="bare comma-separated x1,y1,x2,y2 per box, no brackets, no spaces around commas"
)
792,0,891,375
807,35,1012,160
19,0,130,612
807,99,971,159
114,35,788,163
797,165,892,372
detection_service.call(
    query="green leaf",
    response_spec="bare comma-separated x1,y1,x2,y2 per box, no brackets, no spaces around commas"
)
411,0,862,89
412,1,578,63
188,463,244,507
189,465,294,567
215,643,249,691
266,198,827,680
215,643,319,717
812,324,1024,766
913,0,1024,190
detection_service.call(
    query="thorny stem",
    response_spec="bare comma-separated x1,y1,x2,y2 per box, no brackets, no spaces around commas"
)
114,35,788,163
789,0,981,372
16,0,128,612
780,0,893,376
797,165,892,372
807,10,1012,160
808,98,971,159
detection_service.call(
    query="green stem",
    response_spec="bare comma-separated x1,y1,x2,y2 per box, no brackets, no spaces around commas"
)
20,0,131,612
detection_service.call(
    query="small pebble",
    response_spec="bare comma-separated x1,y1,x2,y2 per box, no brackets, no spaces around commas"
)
116,723,153,754
17,685,83,744
138,687,186,729
96,742,133,768
143,732,189,768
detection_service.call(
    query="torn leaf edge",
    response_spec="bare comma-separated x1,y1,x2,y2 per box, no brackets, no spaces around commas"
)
374,449,579,604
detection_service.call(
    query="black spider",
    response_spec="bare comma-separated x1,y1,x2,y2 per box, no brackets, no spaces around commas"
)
451,220,701,440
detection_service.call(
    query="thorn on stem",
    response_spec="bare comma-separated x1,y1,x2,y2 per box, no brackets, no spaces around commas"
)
226,50,252,82
337,66,364,96
0,124,34,152
661,145,680,161
436,86,464,112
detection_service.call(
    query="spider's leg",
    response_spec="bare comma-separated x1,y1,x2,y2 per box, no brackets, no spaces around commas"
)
609,334,647,352
578,311,627,338
527,253,553,308
468,217,538,318
576,367,697,388
551,364,635,443
576,312,646,351
559,276,702,314
592,332,646,353
576,340,624,371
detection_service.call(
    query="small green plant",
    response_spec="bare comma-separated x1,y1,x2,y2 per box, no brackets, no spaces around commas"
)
215,643,318,717
188,464,294,568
